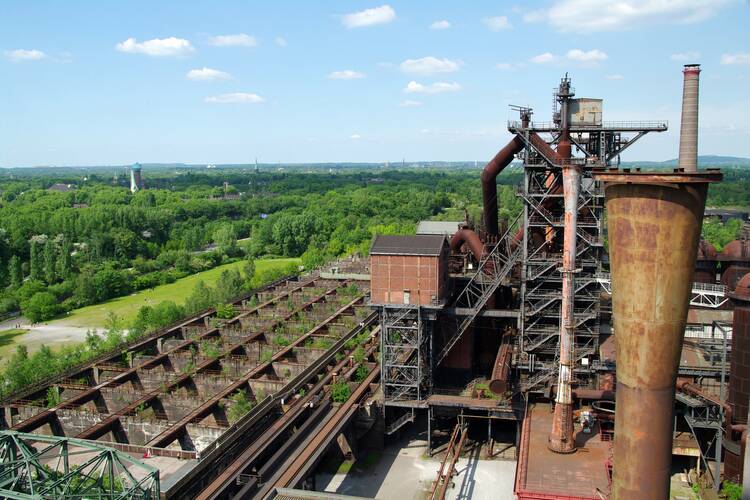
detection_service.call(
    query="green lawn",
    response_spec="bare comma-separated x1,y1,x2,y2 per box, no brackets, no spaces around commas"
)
55,258,300,328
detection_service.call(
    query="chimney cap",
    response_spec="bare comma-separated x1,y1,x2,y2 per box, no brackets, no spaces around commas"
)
683,64,701,73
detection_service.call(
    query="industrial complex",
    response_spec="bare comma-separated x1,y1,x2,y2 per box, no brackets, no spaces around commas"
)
0,64,746,499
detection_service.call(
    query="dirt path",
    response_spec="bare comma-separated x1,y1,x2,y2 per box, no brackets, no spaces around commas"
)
0,316,94,362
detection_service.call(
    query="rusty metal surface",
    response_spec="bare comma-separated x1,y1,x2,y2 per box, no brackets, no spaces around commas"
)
598,171,718,500
548,164,581,454
449,228,485,261
489,342,512,395
515,403,610,499
481,136,525,235
726,293,750,482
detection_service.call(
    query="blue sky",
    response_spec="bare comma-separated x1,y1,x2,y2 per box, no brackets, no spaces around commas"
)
1,0,749,167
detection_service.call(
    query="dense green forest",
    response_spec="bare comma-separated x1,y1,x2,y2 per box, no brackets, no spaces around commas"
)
0,163,745,325
0,167,515,324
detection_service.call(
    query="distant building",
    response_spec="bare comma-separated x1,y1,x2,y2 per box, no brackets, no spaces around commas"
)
48,183,75,192
416,220,462,237
130,163,144,193
705,208,748,223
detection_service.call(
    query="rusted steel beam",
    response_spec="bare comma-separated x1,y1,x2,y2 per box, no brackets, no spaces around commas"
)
12,278,315,434
2,275,297,407
595,168,720,500
146,294,366,449
264,365,381,494
194,336,380,500
76,284,350,442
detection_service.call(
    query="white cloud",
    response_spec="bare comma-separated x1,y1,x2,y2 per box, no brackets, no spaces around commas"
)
116,37,194,57
496,62,525,71
567,48,608,63
349,134,362,140
275,36,288,47
671,51,700,61
342,5,396,28
483,16,512,31
525,0,734,32
400,100,423,107
430,20,451,30
208,34,257,47
328,70,366,80
605,74,624,80
721,53,750,65
4,49,46,61
403,81,461,94
530,52,557,64
400,56,461,75
187,67,232,81
205,93,264,104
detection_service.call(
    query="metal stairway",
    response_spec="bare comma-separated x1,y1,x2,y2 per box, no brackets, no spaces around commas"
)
436,215,523,366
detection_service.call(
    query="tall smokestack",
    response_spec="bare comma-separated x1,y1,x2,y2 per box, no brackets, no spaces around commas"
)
548,163,581,454
678,64,701,172
594,168,721,499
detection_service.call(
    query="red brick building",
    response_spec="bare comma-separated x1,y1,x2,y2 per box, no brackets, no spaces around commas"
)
369,234,449,307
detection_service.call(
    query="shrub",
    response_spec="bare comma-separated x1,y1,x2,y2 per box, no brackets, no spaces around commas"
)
332,381,351,403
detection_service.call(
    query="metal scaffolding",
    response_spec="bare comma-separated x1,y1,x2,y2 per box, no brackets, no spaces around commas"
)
511,100,668,391
0,431,160,499
381,305,430,402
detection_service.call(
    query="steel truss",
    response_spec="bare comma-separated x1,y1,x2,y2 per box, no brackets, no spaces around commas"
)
0,430,159,499
510,112,666,392
381,305,430,402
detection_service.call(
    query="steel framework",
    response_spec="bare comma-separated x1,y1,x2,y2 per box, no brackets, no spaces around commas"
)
381,305,429,402
0,430,159,499
511,97,668,391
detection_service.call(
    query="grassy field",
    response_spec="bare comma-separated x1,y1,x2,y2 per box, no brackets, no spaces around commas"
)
54,258,300,327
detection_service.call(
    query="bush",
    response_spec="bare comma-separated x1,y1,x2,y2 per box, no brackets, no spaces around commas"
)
22,292,61,323
354,365,369,383
332,381,351,403
215,303,235,319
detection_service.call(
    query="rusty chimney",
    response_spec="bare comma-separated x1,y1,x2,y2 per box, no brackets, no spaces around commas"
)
548,75,579,454
548,163,581,454
595,168,721,499
678,64,701,172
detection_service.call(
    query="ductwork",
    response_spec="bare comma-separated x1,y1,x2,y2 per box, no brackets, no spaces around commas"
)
595,169,721,500
678,64,701,172
449,228,484,262
481,137,525,236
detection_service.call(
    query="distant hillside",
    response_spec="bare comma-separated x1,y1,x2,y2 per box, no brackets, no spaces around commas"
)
622,155,750,168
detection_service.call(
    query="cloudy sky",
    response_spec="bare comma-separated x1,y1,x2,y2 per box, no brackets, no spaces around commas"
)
1,0,749,166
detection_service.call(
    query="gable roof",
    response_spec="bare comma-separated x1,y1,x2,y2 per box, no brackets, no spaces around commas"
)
370,234,447,257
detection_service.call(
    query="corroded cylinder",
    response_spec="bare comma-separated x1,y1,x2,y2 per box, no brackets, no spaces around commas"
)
595,169,721,500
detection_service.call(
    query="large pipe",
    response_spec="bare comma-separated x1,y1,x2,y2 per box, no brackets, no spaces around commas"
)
595,168,721,500
489,341,512,395
678,64,701,172
481,137,525,236
449,228,484,262
548,163,581,454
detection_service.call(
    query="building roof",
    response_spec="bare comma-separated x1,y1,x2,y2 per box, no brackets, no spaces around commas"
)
416,220,462,236
370,234,447,256
48,183,75,192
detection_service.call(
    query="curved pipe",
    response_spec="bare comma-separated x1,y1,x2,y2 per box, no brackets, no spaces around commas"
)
676,380,733,439
481,136,525,236
450,228,484,262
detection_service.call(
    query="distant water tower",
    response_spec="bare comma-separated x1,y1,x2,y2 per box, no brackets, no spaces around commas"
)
130,163,144,193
